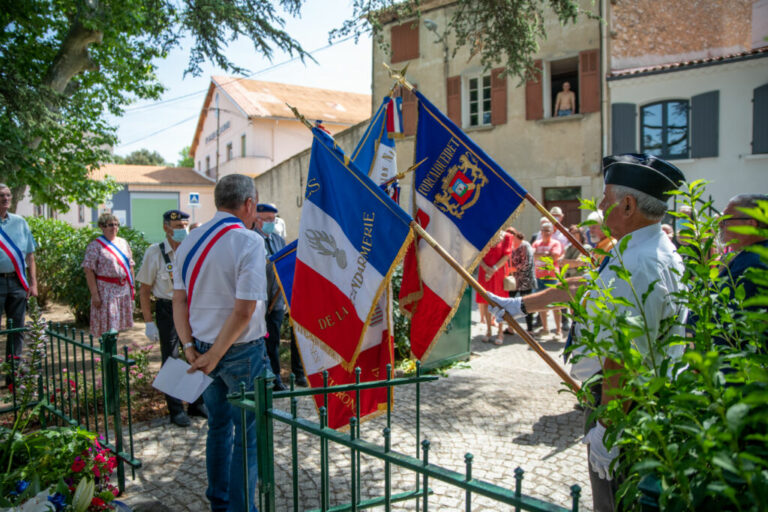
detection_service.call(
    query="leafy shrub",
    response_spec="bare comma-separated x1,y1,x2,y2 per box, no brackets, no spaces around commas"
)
29,218,150,326
567,182,768,510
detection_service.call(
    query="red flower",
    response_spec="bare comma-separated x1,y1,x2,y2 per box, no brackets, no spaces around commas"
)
71,458,86,473
90,496,105,508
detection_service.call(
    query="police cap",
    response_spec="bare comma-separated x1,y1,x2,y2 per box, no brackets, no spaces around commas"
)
602,153,686,202
163,209,190,222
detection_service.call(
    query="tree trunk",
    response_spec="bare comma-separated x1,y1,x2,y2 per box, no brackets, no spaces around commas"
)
11,20,103,212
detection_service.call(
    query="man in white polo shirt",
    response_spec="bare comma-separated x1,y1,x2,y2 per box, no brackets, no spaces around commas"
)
172,174,267,512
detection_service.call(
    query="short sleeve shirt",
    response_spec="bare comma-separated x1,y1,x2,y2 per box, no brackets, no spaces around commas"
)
532,237,563,279
0,213,36,274
173,211,267,344
136,242,176,300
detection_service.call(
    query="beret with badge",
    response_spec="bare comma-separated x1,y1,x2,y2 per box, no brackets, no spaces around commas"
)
602,153,686,202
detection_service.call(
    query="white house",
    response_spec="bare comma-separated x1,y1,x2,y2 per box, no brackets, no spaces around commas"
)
189,76,372,180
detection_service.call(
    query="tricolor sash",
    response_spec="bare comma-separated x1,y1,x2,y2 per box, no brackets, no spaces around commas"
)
0,226,29,291
181,217,244,308
95,236,135,299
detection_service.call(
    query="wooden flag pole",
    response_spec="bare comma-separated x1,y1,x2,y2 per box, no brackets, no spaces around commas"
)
410,221,581,393
524,193,594,262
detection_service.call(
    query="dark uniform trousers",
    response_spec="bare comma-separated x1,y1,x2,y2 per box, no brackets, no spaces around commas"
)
155,299,203,414
584,381,621,512
1,273,27,372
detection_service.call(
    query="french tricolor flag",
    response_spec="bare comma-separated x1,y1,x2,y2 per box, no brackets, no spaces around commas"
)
272,240,395,429
400,90,527,361
291,128,412,370
385,96,404,138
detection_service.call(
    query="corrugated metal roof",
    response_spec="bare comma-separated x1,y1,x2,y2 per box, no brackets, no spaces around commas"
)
608,47,768,80
95,164,215,186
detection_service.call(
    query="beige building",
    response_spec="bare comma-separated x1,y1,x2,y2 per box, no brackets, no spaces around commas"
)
190,76,371,180
371,0,604,236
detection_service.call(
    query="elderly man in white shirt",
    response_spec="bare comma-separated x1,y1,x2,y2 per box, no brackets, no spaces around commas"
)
488,154,687,512
173,174,267,512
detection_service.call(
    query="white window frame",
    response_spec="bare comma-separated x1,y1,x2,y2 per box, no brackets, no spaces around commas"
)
462,69,493,128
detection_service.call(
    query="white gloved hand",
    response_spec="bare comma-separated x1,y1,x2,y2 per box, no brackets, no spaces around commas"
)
144,321,160,342
582,423,619,480
486,292,523,321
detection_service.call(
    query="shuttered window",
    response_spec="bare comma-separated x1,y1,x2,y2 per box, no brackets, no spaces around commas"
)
490,67,507,125
525,60,543,120
391,22,419,63
578,49,600,113
468,73,492,127
446,76,461,125
398,86,418,136
753,82,768,154
691,90,719,158
641,100,689,159
611,103,637,154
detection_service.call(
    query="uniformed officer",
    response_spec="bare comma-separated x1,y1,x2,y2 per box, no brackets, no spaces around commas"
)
254,203,307,390
136,209,207,427
489,154,687,512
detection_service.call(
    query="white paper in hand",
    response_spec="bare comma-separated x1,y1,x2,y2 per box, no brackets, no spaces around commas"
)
152,357,213,403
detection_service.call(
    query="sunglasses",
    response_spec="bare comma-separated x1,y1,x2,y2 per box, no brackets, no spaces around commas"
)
105,223,120,228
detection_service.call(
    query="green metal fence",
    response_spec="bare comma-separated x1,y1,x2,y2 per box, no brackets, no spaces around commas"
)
0,323,141,492
230,364,583,512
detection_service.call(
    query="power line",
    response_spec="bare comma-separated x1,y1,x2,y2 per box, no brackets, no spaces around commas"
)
124,34,358,114
117,114,198,148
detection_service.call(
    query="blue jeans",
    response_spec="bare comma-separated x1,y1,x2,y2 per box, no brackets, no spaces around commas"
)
196,338,267,512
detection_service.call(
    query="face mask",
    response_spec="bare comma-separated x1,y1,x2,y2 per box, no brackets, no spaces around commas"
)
172,228,188,242
262,222,275,234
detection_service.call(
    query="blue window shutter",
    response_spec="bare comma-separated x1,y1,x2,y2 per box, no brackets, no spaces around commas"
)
753,83,768,154
691,90,719,158
612,103,636,154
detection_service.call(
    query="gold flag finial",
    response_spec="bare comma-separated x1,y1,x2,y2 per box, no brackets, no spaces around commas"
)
383,62,414,91
286,102,314,131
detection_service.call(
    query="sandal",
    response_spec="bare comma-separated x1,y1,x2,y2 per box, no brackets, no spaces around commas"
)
494,334,504,345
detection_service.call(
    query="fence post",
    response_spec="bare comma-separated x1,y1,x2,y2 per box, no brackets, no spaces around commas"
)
255,374,275,512
101,330,125,492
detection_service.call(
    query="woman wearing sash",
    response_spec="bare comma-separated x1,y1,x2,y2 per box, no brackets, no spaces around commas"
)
82,213,135,338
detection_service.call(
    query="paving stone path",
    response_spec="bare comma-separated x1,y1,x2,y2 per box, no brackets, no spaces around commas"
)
120,310,592,511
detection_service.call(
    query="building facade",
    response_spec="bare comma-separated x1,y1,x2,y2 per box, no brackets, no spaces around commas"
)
190,76,371,180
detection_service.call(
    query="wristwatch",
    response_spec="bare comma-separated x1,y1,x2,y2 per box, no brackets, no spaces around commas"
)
182,342,194,350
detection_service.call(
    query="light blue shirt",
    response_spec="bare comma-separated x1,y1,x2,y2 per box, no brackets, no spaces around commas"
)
0,213,36,273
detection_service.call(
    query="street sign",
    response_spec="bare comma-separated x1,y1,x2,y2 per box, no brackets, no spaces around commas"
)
188,192,200,207
104,200,114,209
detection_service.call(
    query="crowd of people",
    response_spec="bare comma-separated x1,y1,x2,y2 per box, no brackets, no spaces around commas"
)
0,154,765,510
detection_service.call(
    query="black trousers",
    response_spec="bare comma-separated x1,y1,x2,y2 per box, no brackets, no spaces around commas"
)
265,308,285,386
1,274,27,375
583,381,621,512
513,289,534,331
155,299,202,415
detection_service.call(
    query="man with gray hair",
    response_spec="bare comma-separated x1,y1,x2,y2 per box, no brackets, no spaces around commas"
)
488,154,687,511
717,193,768,346
173,173,267,511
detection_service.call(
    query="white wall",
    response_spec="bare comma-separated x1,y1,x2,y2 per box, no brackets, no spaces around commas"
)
608,57,768,211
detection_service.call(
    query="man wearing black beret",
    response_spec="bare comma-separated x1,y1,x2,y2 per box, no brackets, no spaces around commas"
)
136,209,207,426
488,154,688,511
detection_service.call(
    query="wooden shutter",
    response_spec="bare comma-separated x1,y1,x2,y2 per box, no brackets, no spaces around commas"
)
579,49,600,114
525,60,543,121
491,67,508,125
611,103,637,154
753,82,768,154
691,90,719,158
399,86,418,136
391,22,419,63
446,76,461,125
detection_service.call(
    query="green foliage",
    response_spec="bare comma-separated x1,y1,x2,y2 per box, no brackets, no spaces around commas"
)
566,182,768,510
334,0,585,81
28,218,150,325
390,265,411,360
177,145,194,168
0,0,310,211
121,148,167,166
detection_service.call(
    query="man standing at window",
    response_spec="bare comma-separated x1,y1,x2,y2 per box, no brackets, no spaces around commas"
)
0,184,37,387
555,81,576,116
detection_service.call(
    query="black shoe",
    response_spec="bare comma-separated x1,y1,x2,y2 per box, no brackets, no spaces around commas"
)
171,411,191,427
294,376,308,388
273,381,288,392
188,403,209,419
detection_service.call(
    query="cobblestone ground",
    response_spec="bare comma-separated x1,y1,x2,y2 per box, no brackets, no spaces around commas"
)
121,309,592,511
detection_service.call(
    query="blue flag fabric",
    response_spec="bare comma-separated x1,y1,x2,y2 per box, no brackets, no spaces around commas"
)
271,239,297,307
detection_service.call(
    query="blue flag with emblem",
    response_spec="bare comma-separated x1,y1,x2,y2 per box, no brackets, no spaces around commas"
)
400,88,528,361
